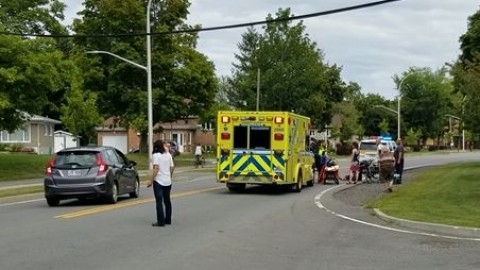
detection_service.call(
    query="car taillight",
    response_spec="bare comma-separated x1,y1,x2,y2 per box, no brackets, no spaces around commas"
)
45,155,56,176
96,153,108,175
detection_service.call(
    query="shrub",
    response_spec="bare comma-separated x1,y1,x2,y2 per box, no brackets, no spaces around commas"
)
10,144,23,152
0,144,7,151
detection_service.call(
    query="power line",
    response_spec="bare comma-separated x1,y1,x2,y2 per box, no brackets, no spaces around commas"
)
0,0,402,38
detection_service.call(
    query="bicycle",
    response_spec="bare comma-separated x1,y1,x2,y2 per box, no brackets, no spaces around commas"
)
194,154,206,168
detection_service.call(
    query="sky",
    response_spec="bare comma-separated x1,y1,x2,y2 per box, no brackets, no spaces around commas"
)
63,0,479,99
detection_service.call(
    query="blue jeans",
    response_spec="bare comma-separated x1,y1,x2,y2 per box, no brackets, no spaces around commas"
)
153,182,172,224
394,162,404,184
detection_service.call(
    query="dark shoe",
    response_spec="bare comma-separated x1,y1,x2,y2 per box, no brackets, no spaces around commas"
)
165,221,171,225
387,187,393,193
152,222,165,227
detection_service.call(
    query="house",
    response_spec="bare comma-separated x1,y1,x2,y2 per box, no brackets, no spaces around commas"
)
96,117,135,154
97,116,215,154
0,114,61,154
155,116,215,153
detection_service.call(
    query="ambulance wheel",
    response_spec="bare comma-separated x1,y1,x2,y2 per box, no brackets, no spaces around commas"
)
307,178,314,187
226,183,246,192
293,174,303,193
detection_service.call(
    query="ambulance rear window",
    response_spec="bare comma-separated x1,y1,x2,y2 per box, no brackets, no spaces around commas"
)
233,125,271,149
233,126,248,148
250,126,270,149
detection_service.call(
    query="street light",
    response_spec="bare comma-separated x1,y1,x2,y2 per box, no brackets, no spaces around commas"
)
86,0,154,168
444,113,463,150
374,105,398,137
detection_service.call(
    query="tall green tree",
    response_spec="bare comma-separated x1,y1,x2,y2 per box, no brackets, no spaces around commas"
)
72,0,217,152
0,0,67,35
452,8,480,137
0,0,70,131
228,8,346,129
395,67,454,144
60,62,103,145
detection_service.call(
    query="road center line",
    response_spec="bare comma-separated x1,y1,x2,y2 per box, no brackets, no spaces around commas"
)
55,186,224,219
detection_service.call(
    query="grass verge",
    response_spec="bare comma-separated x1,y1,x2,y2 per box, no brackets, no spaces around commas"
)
367,162,480,228
0,152,214,181
0,186,44,198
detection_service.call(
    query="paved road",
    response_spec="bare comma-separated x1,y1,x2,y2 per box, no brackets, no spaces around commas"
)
0,152,479,270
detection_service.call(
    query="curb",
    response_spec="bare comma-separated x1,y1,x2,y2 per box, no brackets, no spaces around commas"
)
374,208,480,238
329,164,480,239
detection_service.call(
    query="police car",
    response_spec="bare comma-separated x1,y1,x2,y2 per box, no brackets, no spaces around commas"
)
359,137,397,162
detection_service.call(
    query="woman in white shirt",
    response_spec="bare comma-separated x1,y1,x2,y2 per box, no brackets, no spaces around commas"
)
147,140,175,227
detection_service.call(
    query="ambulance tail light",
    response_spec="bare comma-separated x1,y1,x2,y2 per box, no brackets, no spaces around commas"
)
274,133,284,141
274,117,284,124
221,116,230,123
221,132,230,140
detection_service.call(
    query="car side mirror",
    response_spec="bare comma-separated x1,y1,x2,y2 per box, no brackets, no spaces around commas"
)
128,160,137,167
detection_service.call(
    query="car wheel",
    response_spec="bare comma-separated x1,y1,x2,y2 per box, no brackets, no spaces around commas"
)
46,197,60,207
129,179,140,198
106,183,118,204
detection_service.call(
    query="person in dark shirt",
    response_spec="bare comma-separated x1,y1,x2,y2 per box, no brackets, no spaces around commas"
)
393,138,405,185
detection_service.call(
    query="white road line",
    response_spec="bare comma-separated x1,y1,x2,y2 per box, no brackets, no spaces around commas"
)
314,185,480,242
0,199,45,207
0,169,214,207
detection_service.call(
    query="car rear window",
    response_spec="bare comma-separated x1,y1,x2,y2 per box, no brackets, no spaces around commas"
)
55,151,98,167
360,142,377,151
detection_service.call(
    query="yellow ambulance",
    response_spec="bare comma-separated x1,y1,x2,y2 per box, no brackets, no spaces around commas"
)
216,111,315,192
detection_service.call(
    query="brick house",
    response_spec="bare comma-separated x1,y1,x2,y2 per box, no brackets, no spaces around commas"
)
97,116,215,154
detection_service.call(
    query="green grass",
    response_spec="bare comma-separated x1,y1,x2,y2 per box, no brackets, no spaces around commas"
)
0,152,216,182
0,153,52,181
367,162,480,228
0,186,44,198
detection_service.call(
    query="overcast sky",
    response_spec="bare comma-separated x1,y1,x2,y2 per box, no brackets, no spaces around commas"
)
64,0,479,99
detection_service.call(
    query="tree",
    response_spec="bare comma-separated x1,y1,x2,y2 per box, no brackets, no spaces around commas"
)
229,8,346,129
394,67,454,145
0,34,72,131
0,0,70,131
452,8,480,137
404,128,422,149
378,119,389,135
354,93,392,136
60,62,103,145
0,0,67,35
72,0,217,152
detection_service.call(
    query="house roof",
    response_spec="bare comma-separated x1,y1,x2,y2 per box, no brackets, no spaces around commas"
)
29,115,61,124
21,111,61,124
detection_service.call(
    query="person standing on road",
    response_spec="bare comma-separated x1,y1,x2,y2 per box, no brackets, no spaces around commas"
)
147,140,175,227
347,141,360,184
393,138,405,185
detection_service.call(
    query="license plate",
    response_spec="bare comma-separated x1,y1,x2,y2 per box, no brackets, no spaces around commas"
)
67,170,82,176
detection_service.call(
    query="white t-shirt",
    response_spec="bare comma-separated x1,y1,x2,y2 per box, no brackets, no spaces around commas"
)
152,152,174,186
194,145,203,155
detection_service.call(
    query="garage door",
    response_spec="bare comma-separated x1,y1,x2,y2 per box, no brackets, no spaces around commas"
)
102,135,128,154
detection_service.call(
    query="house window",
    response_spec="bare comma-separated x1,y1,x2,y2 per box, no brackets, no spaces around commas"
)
0,125,31,143
44,124,53,136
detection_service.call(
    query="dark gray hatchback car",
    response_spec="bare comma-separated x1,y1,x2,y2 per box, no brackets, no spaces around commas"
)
44,146,140,206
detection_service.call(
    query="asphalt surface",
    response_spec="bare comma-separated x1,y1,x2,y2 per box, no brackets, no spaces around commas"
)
1,153,479,240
